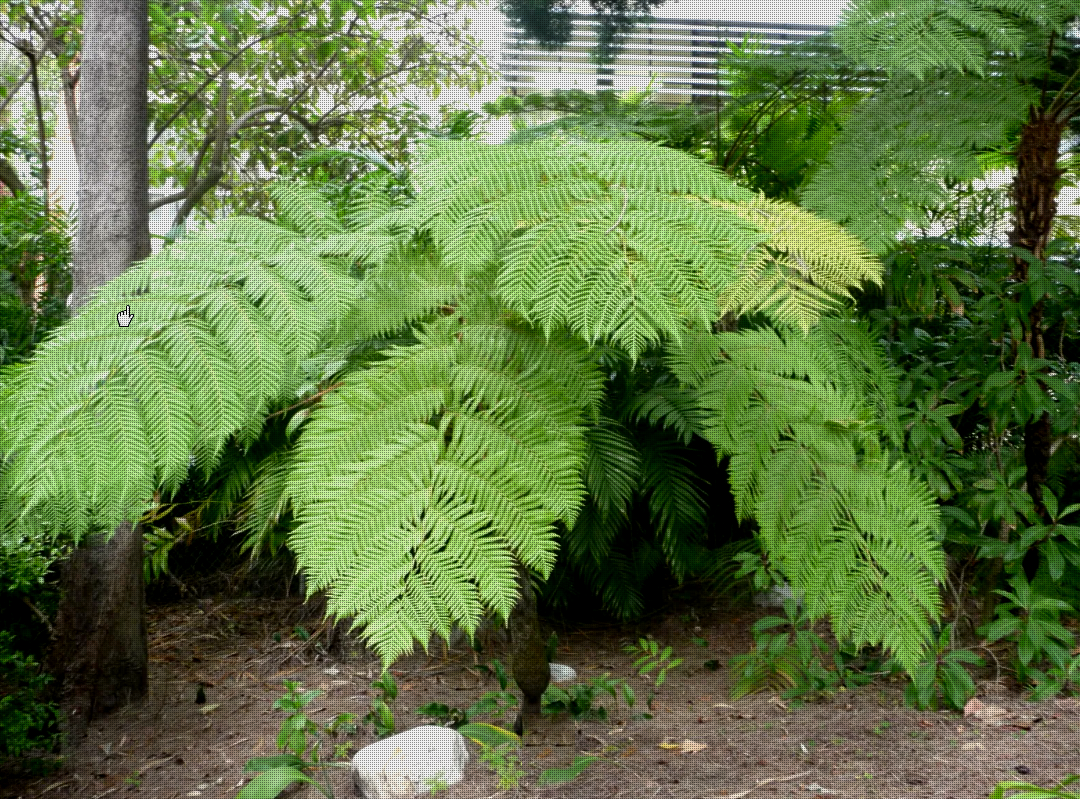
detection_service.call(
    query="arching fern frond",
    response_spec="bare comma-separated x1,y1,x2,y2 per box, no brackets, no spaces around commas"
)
0,222,361,542
802,71,1038,253
270,181,346,237
716,195,881,328
692,318,943,672
285,310,606,664
835,0,1074,79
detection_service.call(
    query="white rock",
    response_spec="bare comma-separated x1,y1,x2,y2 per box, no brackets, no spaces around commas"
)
752,581,803,609
549,662,576,683
352,725,469,799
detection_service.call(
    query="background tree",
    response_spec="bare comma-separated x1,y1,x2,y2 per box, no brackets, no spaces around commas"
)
500,0,664,62
43,0,151,746
1,0,489,239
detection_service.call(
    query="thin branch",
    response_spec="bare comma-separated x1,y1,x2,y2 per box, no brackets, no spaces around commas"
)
721,80,793,171
0,64,33,118
148,17,316,148
228,105,318,138
1046,61,1080,120
265,381,345,420
171,70,232,231
148,187,189,213
26,48,51,209
22,595,54,636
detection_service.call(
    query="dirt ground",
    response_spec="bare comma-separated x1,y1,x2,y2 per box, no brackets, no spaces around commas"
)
4,596,1079,799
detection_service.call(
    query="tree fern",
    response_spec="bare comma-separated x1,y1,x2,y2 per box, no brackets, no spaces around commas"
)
0,138,924,669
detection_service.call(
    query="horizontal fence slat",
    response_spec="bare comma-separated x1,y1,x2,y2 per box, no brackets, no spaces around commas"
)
499,14,1077,103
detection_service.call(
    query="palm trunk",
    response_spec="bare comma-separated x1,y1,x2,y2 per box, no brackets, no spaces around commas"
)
1005,107,1065,584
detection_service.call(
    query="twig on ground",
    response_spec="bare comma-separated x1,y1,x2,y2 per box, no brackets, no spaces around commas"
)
723,770,812,799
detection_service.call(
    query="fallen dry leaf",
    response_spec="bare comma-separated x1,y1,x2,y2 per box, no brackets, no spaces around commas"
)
659,737,707,754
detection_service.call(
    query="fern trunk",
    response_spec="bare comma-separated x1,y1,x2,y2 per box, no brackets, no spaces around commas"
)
508,562,550,737
48,523,149,746
1000,108,1067,596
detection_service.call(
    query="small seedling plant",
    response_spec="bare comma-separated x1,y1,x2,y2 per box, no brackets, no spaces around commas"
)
624,636,683,688
237,675,394,799
543,673,635,722
417,658,636,727
988,774,1080,799
416,658,518,728
363,671,397,738
456,722,598,790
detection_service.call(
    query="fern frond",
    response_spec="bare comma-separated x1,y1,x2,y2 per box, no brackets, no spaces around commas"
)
836,0,1073,79
692,319,943,670
802,71,1038,253
270,180,346,237
237,445,296,558
717,195,881,331
637,432,710,582
624,381,709,446
0,221,361,542
286,312,606,665
563,499,624,565
581,417,641,522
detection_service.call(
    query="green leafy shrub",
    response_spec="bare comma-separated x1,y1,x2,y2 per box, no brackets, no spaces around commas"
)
624,636,683,688
0,631,59,761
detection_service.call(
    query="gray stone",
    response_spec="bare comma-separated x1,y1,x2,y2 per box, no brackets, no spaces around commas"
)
752,581,803,609
351,726,468,799
548,662,576,683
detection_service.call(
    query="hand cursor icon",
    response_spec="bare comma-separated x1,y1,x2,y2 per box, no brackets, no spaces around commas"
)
117,305,133,327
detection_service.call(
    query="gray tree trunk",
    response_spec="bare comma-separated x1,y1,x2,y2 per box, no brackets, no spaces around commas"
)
49,0,151,751
69,0,151,309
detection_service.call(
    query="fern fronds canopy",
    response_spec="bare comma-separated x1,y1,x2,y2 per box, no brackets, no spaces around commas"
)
0,138,904,668
383,140,882,357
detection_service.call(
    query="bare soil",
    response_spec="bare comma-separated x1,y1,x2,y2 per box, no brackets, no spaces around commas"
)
5,597,1079,799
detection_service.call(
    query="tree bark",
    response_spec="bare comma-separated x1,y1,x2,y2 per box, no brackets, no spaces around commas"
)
49,0,151,752
49,523,148,745
0,156,25,197
68,0,151,310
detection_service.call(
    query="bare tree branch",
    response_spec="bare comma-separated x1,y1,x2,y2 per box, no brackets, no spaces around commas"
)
170,69,231,230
